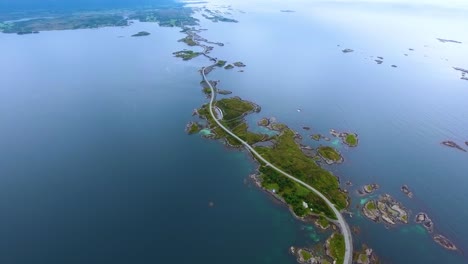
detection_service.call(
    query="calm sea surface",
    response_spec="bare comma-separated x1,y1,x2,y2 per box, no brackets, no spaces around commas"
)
195,0,468,263
0,22,326,263
1,0,468,263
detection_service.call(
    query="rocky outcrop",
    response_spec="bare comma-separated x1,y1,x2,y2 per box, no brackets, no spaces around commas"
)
401,185,413,198
415,212,433,233
441,141,466,152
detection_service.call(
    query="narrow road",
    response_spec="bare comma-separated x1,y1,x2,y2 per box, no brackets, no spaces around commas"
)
202,67,353,264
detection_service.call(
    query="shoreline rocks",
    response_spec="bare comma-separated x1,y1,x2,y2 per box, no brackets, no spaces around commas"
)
438,38,462,44
233,61,246,67
131,31,150,37
355,246,379,264
358,183,380,196
433,235,457,251
317,146,344,165
362,194,409,225
400,184,413,198
453,67,468,81
257,117,287,132
185,121,201,135
441,140,466,152
415,212,434,233
330,129,359,147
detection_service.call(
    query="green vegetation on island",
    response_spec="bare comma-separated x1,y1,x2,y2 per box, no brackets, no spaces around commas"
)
186,122,201,135
1,8,198,34
317,215,331,229
202,9,238,23
202,87,211,94
317,146,343,164
172,50,202,60
1,13,128,34
178,36,197,46
197,97,269,146
233,61,246,67
353,245,380,264
216,60,227,67
131,31,150,37
362,194,408,225
129,8,198,27
344,133,358,147
256,129,347,218
311,134,321,141
224,64,234,69
301,250,312,261
327,233,345,264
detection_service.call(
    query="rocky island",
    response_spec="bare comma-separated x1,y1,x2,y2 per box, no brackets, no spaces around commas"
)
441,140,466,152
342,49,354,53
178,35,197,46
185,122,201,134
354,246,379,264
317,146,344,165
434,235,457,251
415,212,434,233
311,134,322,141
358,183,379,196
233,61,246,67
437,38,462,44
362,194,409,225
330,129,359,147
453,67,468,81
172,50,202,60
257,117,287,131
401,185,413,198
131,31,150,37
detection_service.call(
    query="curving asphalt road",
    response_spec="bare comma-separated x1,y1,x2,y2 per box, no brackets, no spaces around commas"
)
202,67,353,264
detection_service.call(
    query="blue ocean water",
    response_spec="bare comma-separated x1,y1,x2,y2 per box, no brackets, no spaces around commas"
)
1,0,468,263
0,21,328,263
194,0,468,262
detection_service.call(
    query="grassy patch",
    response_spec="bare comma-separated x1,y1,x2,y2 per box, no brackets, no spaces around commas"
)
216,98,255,121
178,36,197,46
187,123,201,134
202,87,211,94
311,134,321,141
256,129,348,214
345,133,358,147
216,60,227,67
198,99,347,219
232,122,268,145
318,215,330,229
365,201,376,210
301,250,312,261
317,146,342,162
173,50,202,60
359,253,369,263
197,98,267,147
328,233,345,264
